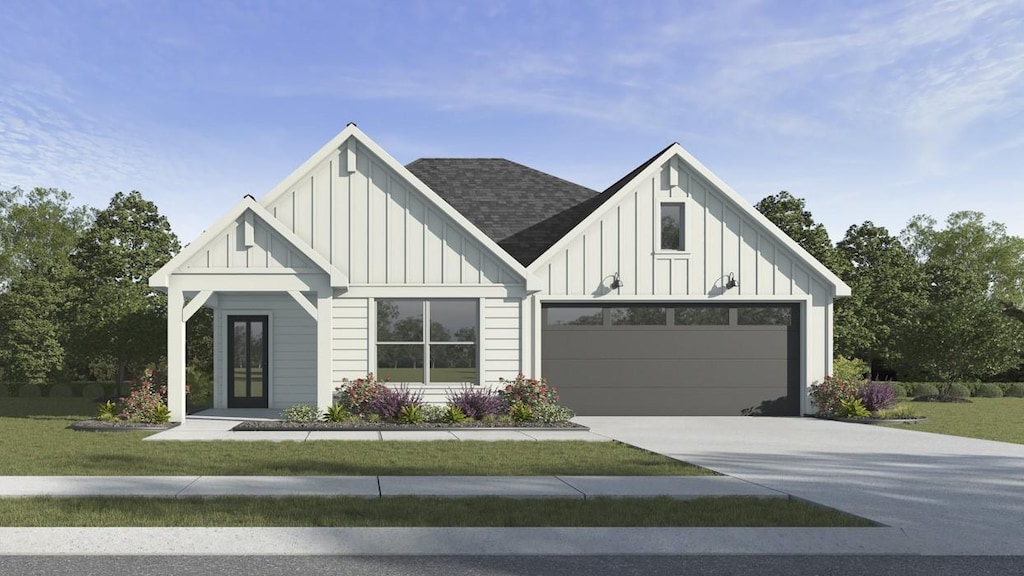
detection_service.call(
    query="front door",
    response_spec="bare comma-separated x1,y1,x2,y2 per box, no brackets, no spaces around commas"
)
228,315,269,408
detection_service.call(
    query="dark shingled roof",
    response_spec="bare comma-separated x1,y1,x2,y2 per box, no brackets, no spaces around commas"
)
406,145,674,266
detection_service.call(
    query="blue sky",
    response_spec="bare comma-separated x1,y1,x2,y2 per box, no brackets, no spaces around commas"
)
2,0,1023,246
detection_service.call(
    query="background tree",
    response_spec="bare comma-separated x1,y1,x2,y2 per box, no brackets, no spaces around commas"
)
0,187,91,385
69,191,180,394
833,222,925,374
897,212,1024,381
754,191,844,275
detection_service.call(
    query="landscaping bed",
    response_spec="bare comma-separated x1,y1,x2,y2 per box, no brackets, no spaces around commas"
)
70,420,177,432
233,419,587,431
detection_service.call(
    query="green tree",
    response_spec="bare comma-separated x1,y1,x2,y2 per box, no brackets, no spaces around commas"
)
833,222,925,373
0,187,91,384
69,191,180,393
754,191,843,275
897,212,1024,381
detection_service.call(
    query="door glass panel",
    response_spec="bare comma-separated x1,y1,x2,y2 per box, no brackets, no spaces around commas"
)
546,307,604,326
675,306,730,325
233,321,248,397
248,322,264,397
610,307,667,326
377,300,423,342
430,300,476,342
377,344,424,382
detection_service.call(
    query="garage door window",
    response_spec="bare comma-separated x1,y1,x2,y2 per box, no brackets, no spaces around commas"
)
376,299,478,384
674,305,729,325
611,307,667,325
737,306,793,326
547,307,604,326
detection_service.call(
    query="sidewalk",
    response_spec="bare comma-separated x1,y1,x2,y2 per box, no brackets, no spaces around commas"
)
0,475,784,499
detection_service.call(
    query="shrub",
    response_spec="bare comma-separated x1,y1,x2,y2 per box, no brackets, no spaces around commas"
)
875,405,919,420
419,404,447,423
335,373,386,415
974,383,1004,398
96,400,119,423
833,356,869,384
442,405,469,424
836,397,870,419
809,376,858,416
118,378,169,424
508,401,533,422
185,365,213,407
497,374,559,409
885,382,908,398
532,403,575,423
370,385,423,420
1006,383,1024,398
910,383,939,398
940,383,970,398
855,382,897,412
447,386,504,419
282,404,321,423
322,404,349,423
399,404,425,424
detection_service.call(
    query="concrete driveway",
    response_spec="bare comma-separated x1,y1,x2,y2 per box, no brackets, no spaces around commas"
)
575,417,1024,555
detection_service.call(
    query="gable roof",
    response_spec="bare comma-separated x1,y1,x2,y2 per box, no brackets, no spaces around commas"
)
149,196,348,289
406,158,599,266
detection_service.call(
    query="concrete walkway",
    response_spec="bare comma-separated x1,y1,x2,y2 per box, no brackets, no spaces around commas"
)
0,475,782,499
576,416,1024,556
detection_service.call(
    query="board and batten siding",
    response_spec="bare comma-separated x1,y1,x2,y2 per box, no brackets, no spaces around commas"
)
260,140,522,287
213,293,316,409
182,216,314,272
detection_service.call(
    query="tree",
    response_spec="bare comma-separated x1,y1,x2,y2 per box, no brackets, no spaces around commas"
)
0,187,91,384
897,212,1024,381
833,222,926,373
69,191,180,393
754,191,844,275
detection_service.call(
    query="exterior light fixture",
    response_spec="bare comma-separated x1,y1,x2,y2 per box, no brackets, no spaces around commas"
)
610,273,623,290
725,273,737,290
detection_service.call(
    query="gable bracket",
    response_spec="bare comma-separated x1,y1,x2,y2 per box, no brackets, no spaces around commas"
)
182,291,214,322
288,290,317,319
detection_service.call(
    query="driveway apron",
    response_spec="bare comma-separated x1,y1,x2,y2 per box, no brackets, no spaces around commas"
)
575,416,1024,555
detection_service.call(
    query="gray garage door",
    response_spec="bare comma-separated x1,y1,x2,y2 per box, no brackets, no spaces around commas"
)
541,304,800,416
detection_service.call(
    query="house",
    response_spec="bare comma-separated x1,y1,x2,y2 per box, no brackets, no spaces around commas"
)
150,124,850,421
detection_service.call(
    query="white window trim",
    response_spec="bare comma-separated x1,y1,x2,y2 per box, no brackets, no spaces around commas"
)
654,200,691,257
374,299,480,386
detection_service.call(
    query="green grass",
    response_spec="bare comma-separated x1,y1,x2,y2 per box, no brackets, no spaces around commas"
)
377,367,477,383
884,397,1024,444
0,496,874,527
0,398,709,476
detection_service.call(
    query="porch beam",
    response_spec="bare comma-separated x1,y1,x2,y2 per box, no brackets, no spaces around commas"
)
182,290,214,322
288,290,317,319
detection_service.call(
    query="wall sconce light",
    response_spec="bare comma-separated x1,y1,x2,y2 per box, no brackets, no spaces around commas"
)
725,273,737,290
610,272,623,290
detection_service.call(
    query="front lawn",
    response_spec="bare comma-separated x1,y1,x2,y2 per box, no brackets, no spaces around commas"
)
884,398,1024,444
0,495,874,527
0,398,708,476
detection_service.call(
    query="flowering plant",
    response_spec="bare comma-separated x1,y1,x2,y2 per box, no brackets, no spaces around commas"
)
497,373,558,409
809,376,858,417
334,373,386,415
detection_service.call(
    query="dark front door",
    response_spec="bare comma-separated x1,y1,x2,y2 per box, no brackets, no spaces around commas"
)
228,315,269,408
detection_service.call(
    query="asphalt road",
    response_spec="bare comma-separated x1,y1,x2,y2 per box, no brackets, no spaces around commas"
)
2,556,1023,576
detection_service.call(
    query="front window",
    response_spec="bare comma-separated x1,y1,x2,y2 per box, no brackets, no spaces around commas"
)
376,299,477,384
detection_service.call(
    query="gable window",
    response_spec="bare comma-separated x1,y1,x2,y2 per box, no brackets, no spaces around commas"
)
376,299,477,384
660,203,686,251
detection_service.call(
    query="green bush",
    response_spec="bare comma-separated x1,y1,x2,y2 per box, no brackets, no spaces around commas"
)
442,405,469,424
832,356,869,384
508,401,533,422
18,385,42,397
282,404,321,423
940,383,970,398
887,382,908,398
836,397,870,419
532,403,575,423
399,404,424,425
418,404,447,423
974,383,1004,398
185,365,213,407
96,400,119,422
321,404,349,423
1006,383,1024,398
875,405,918,420
910,383,939,398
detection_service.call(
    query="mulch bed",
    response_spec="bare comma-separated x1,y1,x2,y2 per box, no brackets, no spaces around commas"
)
232,420,588,432
70,420,178,432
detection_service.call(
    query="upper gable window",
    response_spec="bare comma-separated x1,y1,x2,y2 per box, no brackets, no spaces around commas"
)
660,203,686,251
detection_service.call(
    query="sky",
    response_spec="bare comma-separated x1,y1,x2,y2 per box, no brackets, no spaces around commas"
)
1,0,1023,246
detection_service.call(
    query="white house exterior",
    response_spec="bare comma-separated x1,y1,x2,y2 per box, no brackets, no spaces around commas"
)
150,124,850,421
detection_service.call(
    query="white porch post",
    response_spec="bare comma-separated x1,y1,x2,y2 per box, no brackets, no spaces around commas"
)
316,288,334,410
166,282,187,423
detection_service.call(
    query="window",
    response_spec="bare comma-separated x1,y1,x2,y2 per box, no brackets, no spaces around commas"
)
736,306,793,326
674,305,729,325
546,307,604,326
660,203,685,251
610,306,667,325
376,299,477,384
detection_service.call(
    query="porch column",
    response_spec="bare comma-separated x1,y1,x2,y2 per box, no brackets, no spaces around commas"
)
166,283,186,423
316,288,334,410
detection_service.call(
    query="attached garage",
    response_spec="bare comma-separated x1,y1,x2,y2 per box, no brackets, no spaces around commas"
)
542,304,800,416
